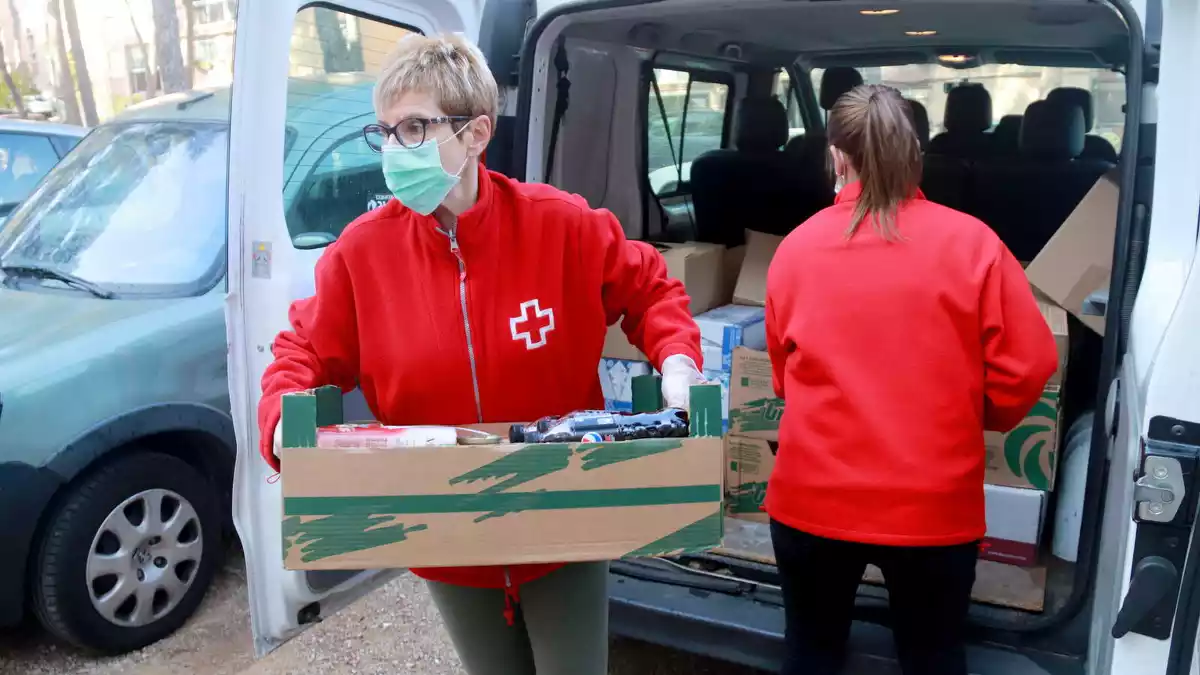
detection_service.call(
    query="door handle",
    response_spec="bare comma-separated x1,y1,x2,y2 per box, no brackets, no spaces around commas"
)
1112,556,1180,638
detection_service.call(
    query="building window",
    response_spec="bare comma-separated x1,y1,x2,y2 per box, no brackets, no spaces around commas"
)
193,0,235,25
126,45,151,94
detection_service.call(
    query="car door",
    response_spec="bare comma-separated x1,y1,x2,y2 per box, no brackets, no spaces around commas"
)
1086,0,1200,672
226,0,494,656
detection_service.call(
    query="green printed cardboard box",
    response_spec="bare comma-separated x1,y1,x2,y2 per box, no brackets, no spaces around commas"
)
984,385,1062,491
725,435,776,523
728,348,784,440
280,383,725,570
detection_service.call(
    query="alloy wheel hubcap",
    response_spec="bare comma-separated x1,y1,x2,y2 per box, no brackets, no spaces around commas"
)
86,488,203,627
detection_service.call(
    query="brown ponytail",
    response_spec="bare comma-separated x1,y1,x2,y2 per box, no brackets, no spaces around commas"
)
827,84,923,241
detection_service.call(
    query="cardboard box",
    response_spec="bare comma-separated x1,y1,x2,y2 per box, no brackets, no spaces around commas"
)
981,484,1047,567
279,385,726,570
1038,298,1070,386
725,435,777,523
984,385,1062,491
702,367,732,433
598,358,654,412
694,304,767,373
601,242,731,361
732,230,784,306
728,347,784,440
1025,170,1119,335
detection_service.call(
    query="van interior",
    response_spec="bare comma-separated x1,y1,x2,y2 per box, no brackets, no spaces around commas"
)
521,0,1142,667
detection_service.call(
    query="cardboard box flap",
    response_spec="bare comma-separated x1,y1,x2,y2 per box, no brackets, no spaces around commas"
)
1026,169,1119,335
733,230,784,307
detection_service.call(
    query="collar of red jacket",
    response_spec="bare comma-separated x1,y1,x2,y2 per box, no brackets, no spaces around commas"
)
833,180,927,205
423,162,496,242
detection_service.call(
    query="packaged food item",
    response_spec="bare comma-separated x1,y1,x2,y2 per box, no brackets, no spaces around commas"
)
509,408,690,443
315,423,459,449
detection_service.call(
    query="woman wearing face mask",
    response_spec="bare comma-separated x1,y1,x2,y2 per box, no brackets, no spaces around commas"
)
256,33,703,675
764,84,1059,675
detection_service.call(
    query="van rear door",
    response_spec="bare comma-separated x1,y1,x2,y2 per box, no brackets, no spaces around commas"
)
225,0,492,656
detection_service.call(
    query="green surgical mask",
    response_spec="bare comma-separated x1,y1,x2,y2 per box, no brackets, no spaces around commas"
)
381,127,471,216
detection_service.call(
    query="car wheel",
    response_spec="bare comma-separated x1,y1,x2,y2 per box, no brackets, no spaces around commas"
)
31,451,222,653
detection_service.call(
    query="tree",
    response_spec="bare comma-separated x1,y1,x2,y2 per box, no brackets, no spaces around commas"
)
47,0,81,125
314,8,364,74
61,0,98,126
184,0,195,88
0,38,27,116
151,0,186,93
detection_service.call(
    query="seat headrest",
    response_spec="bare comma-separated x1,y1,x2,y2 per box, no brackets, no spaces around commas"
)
1020,100,1085,160
992,114,1022,153
819,67,863,110
905,98,929,149
736,96,789,152
1046,87,1095,131
943,84,992,133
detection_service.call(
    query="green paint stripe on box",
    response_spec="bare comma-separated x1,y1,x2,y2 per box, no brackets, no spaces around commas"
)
625,510,723,557
284,484,722,517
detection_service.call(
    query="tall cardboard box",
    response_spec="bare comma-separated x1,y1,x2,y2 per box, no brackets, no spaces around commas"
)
602,242,730,361
732,230,784,306
982,484,1047,567
1025,170,1119,335
728,347,784,440
279,385,726,570
725,435,776,523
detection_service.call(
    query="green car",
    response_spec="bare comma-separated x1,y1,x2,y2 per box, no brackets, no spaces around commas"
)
0,75,382,653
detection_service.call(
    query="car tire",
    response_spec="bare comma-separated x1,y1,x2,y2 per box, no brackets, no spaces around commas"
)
30,451,222,654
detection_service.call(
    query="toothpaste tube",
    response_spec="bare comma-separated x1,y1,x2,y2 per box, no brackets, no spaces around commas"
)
316,424,459,449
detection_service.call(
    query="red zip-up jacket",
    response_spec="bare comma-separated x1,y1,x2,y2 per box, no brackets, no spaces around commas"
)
258,167,701,593
764,183,1058,546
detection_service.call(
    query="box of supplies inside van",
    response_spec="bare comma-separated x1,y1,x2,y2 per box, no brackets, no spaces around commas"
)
278,385,725,570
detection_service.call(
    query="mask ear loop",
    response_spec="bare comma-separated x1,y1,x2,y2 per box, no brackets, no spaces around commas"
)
437,118,478,178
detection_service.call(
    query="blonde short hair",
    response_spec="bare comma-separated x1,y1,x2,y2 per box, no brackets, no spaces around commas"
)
373,33,499,125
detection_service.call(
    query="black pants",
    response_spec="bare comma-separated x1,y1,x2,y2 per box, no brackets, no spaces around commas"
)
770,519,977,675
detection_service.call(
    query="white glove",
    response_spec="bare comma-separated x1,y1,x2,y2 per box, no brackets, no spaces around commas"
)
660,354,706,409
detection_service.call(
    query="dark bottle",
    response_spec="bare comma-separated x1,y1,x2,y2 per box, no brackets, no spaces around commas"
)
509,408,690,444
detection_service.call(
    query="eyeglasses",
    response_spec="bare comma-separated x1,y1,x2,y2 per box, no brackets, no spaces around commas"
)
363,116,473,152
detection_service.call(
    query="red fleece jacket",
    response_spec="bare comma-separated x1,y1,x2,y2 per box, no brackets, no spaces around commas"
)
259,167,700,591
764,183,1058,546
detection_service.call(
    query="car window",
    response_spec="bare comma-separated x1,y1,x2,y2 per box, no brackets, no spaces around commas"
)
0,122,228,295
810,64,1125,151
646,67,731,197
772,70,806,141
49,133,82,157
0,133,61,213
283,6,418,249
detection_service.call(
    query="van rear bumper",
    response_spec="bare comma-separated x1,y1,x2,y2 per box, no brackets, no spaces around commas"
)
608,560,1083,675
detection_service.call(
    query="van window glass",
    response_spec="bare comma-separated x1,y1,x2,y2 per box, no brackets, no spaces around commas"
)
283,6,418,248
646,67,730,197
810,65,1125,151
0,133,61,213
772,70,805,142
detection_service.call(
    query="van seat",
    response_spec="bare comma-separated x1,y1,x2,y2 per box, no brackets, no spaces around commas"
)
1046,87,1119,163
991,114,1023,157
906,98,930,150
928,84,993,159
968,99,1113,260
691,97,829,246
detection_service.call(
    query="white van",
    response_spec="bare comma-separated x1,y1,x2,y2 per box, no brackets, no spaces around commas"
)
226,0,1200,673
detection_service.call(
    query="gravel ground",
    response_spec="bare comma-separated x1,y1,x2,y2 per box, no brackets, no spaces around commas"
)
0,548,763,675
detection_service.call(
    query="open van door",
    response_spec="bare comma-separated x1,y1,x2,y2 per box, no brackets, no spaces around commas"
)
225,0,507,656
1090,0,1200,673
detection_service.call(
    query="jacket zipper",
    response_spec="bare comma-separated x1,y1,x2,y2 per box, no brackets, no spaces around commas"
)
437,221,484,422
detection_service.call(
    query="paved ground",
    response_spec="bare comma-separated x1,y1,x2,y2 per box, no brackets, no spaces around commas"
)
0,548,763,675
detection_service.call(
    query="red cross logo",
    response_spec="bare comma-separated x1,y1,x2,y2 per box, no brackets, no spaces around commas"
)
510,299,555,350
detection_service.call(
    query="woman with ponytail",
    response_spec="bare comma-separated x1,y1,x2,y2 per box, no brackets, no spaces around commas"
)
763,84,1058,675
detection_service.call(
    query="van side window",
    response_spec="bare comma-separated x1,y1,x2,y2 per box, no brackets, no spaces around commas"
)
282,6,417,249
646,67,731,198
772,70,805,142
